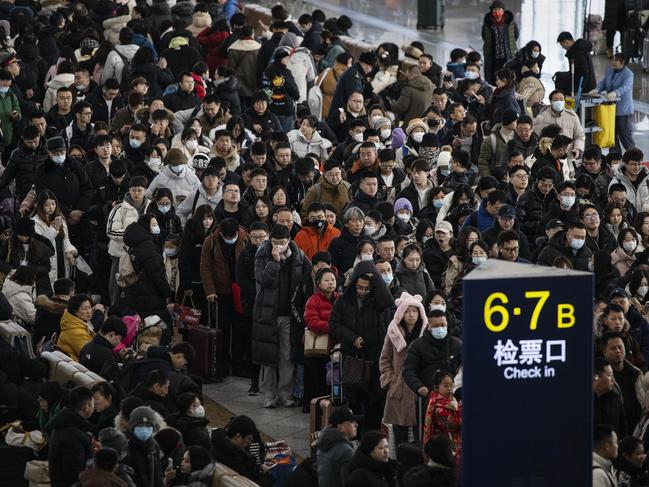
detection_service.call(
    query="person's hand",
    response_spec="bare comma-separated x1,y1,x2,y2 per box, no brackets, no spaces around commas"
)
258,19,269,32
120,124,132,135
271,245,283,262
93,303,105,313
451,137,462,148
206,294,218,302
91,437,102,454
158,57,167,69
443,81,453,89
338,109,346,124
252,124,263,134
475,94,485,104
68,210,84,225
184,289,194,297
51,215,63,230
65,252,76,265
353,336,364,349
118,348,132,359
10,110,19,121
163,466,176,485
417,386,429,397
571,149,582,160
606,91,617,101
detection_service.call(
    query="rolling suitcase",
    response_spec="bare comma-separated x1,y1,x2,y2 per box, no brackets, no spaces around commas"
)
187,301,225,381
417,0,444,29
309,348,348,457
0,322,35,359
396,397,426,486
643,37,649,73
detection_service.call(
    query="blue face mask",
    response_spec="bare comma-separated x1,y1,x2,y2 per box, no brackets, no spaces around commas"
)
381,273,394,285
52,155,66,165
0,86,9,95
431,326,448,340
133,425,153,442
433,199,444,209
158,205,171,214
129,138,142,149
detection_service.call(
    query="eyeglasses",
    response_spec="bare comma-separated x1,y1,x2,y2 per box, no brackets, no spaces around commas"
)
224,189,240,194
513,174,529,179
501,246,519,253
583,213,600,220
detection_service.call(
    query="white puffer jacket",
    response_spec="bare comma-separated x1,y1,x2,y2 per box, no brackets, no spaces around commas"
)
32,215,77,284
287,129,332,160
146,164,201,203
1,278,36,325
106,198,151,258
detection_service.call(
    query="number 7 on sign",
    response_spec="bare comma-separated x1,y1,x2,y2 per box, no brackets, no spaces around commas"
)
525,291,550,330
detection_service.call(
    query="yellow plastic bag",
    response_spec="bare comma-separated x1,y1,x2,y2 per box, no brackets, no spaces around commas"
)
593,103,616,148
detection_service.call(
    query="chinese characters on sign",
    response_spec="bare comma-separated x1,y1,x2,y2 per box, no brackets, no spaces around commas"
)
493,339,567,380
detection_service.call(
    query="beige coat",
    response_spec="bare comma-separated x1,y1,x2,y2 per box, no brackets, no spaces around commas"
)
318,61,349,120
533,105,586,152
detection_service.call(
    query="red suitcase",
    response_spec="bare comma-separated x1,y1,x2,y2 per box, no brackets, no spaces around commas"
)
188,302,225,381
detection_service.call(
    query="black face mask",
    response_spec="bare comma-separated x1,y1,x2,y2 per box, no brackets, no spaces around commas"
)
310,219,327,230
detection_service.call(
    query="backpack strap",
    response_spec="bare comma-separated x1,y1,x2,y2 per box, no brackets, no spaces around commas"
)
191,190,201,216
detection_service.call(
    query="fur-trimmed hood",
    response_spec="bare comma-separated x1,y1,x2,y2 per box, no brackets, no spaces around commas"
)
36,294,69,314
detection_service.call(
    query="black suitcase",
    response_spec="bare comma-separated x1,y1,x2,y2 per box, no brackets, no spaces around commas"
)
0,443,34,487
417,0,444,29
188,301,225,381
396,397,425,486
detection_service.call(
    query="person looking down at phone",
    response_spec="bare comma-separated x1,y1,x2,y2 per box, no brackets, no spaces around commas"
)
0,67,21,153
391,66,434,126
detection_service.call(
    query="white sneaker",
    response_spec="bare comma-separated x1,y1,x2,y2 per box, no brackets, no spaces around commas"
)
277,399,296,407
263,399,276,408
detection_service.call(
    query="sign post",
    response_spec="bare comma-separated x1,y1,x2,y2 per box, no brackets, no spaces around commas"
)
462,260,593,486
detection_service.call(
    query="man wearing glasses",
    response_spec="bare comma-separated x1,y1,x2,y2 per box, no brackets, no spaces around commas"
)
580,203,616,253
61,100,95,150
608,148,649,214
497,230,529,263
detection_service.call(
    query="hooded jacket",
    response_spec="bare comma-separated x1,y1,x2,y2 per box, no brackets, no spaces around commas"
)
262,59,300,117
379,292,426,426
294,222,341,261
1,278,36,325
394,260,435,303
56,310,96,361
32,213,76,284
176,183,222,227
481,9,518,83
316,427,355,487
328,227,368,275
107,197,152,258
609,166,649,214
126,432,163,487
43,72,74,111
287,128,332,160
48,407,93,487
102,44,140,84
146,164,200,203
166,413,210,450
197,28,229,76
533,105,586,153
199,225,247,296
280,33,317,103
212,75,242,116
301,177,351,220
35,158,95,215
391,75,434,125
536,230,593,271
0,137,49,200
79,333,118,375
34,295,68,344
227,38,261,98
565,38,596,92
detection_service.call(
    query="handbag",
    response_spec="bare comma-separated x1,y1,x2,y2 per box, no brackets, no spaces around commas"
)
304,328,332,358
231,282,243,314
593,103,616,148
174,296,202,329
5,426,46,451
24,460,49,483
342,350,374,392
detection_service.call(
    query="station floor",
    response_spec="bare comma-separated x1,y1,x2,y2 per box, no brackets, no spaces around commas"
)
202,0,649,458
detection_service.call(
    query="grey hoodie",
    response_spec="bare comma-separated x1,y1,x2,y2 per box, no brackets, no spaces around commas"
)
316,427,355,487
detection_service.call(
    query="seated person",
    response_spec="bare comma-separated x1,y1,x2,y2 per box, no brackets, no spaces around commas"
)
80,316,128,374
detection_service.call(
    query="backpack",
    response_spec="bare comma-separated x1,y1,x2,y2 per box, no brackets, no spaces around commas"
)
307,68,331,121
115,246,139,288
115,50,133,93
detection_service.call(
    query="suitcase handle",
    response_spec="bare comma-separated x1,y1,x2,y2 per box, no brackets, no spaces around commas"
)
330,345,343,405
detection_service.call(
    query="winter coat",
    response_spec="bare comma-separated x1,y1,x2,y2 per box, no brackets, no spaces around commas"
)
345,449,397,487
371,65,399,95
611,246,636,275
43,73,74,111
318,61,348,120
102,44,140,85
317,427,355,487
241,106,282,136
394,261,435,303
123,222,172,317
35,158,94,215
48,407,93,487
34,295,67,344
166,413,210,450
56,310,96,361
535,200,581,241
593,452,617,487
403,330,462,393
304,289,338,335
533,105,586,153
146,165,200,203
379,293,426,426
32,214,76,283
481,10,518,83
127,433,163,487
0,138,48,201
187,12,212,36
252,240,311,366
200,225,246,296
234,241,258,312
227,39,261,99
515,185,557,244
212,76,242,116
329,261,394,361
506,130,539,161
0,234,53,296
330,64,366,115
76,468,128,487
609,167,649,214
129,62,175,99
301,178,351,220
328,227,368,275
537,231,593,271
423,390,462,452
197,28,229,76
491,84,520,123
106,198,151,258
423,240,452,289
176,184,222,227
2,278,36,325
565,38,596,92
481,221,532,260
262,60,300,117
0,89,20,147
294,224,341,261
86,90,125,126
287,128,332,160
210,428,260,482
477,123,509,176
162,88,201,114
79,334,117,374
391,75,434,125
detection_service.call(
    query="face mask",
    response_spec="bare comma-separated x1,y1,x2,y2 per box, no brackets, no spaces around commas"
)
531,51,540,59
0,86,9,95
164,248,177,257
472,256,487,266
397,213,411,223
560,195,575,209
464,71,479,80
52,154,66,165
151,225,161,235
501,127,514,137
623,241,637,253
169,165,185,176
422,235,432,244
224,236,238,245
380,128,392,140
133,425,153,442
429,303,447,312
361,254,374,261
185,140,198,150
371,115,381,124
364,225,376,235
431,326,448,340
353,132,364,143
611,163,622,173
638,286,649,298
148,158,162,169
440,167,449,176
129,138,142,149
570,238,584,250
189,405,205,418
75,84,85,91
551,100,565,112
310,220,326,230
382,273,394,285
158,205,171,214
433,199,444,209
411,132,424,143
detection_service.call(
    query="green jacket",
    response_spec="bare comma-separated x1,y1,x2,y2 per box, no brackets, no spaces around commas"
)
0,89,21,145
477,123,508,176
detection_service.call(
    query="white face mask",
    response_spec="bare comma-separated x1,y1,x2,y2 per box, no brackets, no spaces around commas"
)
472,256,487,265
360,254,374,261
638,286,649,298
623,241,637,253
531,51,540,59
429,303,446,312
611,163,622,173
164,248,177,257
185,139,198,151
411,132,424,143
397,213,411,223
431,326,448,339
151,225,161,235
551,100,565,112
353,132,364,143
170,164,185,176
465,71,479,80
380,128,392,140
188,405,205,418
148,158,162,170
364,225,376,235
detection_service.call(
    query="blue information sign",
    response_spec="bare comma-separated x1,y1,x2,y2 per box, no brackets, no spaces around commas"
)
462,260,593,486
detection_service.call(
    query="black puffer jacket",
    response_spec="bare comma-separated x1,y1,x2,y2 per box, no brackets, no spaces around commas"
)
234,240,258,313
262,60,300,117
423,239,452,289
328,227,368,275
212,75,242,116
0,138,49,200
129,62,175,98
127,433,164,487
536,230,592,271
35,158,94,215
167,413,211,450
403,330,462,394
123,222,172,317
210,428,260,482
0,234,54,296
346,448,398,487
79,334,117,375
252,240,311,366
515,185,557,245
241,107,282,138
48,407,93,487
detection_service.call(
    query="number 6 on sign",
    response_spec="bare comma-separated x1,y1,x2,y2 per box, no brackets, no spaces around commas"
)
525,291,550,330
484,292,509,332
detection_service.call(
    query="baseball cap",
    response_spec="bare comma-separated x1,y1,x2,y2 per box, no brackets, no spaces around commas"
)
435,221,453,234
329,407,362,426
609,288,630,300
497,204,516,219
545,219,565,231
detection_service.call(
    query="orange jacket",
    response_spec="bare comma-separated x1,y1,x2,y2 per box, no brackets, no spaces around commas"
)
294,224,341,261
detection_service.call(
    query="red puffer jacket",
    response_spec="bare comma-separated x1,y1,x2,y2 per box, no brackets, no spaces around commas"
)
304,290,338,334
197,28,229,76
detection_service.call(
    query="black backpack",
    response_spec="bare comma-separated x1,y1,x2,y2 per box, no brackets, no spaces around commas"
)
115,50,133,93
